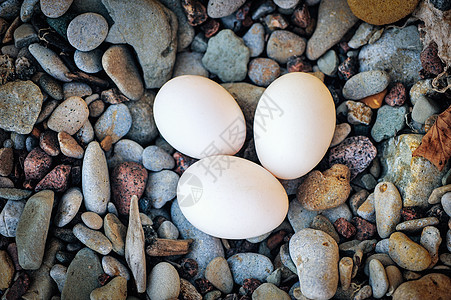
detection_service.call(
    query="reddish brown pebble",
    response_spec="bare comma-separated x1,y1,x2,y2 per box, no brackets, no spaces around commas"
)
200,18,220,38
242,278,262,295
420,42,444,76
35,164,71,192
181,0,208,26
329,136,377,180
180,258,198,279
6,243,22,271
58,132,84,159
292,3,311,28
30,127,41,139
334,217,356,239
98,273,110,286
0,147,13,176
338,56,358,81
40,130,60,156
111,162,148,215
384,82,406,106
101,88,130,104
401,207,423,221
267,230,287,250
173,152,197,175
352,217,376,240
287,56,313,73
195,278,215,294
236,2,250,20
4,272,30,299
264,14,288,30
100,135,113,152
248,58,280,87
24,147,53,181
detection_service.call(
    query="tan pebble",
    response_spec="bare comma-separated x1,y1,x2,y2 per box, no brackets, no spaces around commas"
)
388,232,431,271
339,257,353,290
58,131,84,159
81,211,103,230
330,123,351,147
100,135,113,152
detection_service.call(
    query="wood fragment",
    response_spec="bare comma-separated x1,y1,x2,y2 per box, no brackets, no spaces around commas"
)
2,16,20,44
65,71,109,88
146,238,193,256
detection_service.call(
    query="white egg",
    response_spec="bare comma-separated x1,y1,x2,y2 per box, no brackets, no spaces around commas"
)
154,75,246,159
177,155,288,239
253,72,336,179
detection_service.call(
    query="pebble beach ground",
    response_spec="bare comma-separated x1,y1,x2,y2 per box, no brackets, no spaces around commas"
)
0,0,450,299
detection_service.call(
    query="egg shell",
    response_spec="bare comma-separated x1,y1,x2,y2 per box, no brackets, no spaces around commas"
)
154,75,246,159
177,155,288,239
253,72,336,179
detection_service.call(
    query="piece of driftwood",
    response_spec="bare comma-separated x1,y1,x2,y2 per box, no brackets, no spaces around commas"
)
146,238,193,256
65,71,109,88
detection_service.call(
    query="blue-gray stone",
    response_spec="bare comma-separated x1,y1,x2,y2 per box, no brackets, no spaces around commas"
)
145,170,179,209
359,26,422,87
371,105,408,142
279,243,297,274
0,199,26,237
94,103,132,143
243,23,265,57
287,200,317,232
142,145,175,172
227,252,274,285
342,70,390,100
107,139,144,170
125,90,158,145
171,200,224,279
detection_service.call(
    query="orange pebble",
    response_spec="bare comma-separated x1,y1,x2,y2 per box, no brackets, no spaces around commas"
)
360,89,387,109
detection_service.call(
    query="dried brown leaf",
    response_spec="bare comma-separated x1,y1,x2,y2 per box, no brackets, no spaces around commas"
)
412,105,451,170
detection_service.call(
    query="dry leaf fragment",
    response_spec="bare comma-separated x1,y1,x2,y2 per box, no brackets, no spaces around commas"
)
412,105,451,170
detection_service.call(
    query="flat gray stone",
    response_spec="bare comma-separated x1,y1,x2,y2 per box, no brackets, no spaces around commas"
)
73,223,112,255
0,80,43,134
371,105,407,142
159,0,194,51
267,30,306,64
243,23,265,57
374,182,402,238
369,259,389,298
124,90,158,145
29,43,72,82
342,70,390,100
146,262,180,300
142,145,175,172
202,29,250,82
14,23,38,49
172,51,209,78
207,0,245,18
227,253,274,285
94,103,132,143
107,139,144,170
54,187,83,227
74,49,103,73
145,170,179,209
16,190,54,270
61,248,103,300
0,199,26,237
67,13,108,51
40,0,73,18
359,26,422,87
102,0,178,88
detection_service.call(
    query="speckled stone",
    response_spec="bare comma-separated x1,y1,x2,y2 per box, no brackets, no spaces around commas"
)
63,82,92,99
330,123,351,147
94,103,132,144
306,0,358,60
102,45,144,100
0,250,14,289
380,134,449,207
297,164,351,211
385,82,407,106
369,259,389,298
343,70,390,100
227,253,274,285
28,43,71,82
0,80,43,135
420,226,441,267
389,232,431,271
267,30,306,64
111,162,148,215
16,190,54,270
289,228,339,300
82,141,110,215
67,13,108,52
347,0,420,25
248,58,280,87
47,96,89,135
73,223,112,255
23,147,51,182
35,164,71,193
81,212,103,230
329,136,377,179
202,29,250,82
40,0,73,18
374,182,402,239
392,273,450,300
146,261,180,299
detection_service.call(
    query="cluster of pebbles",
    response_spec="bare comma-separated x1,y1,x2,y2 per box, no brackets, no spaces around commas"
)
0,0,450,299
